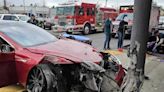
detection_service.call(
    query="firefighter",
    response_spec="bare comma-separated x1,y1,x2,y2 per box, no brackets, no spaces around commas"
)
117,15,128,51
104,17,112,50
27,14,38,26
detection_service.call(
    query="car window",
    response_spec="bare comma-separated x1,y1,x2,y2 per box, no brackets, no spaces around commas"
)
0,37,14,52
87,8,90,16
0,37,8,45
11,16,19,21
18,15,30,21
3,15,12,20
78,7,84,16
3,15,18,21
2,23,58,47
116,13,133,21
91,8,95,16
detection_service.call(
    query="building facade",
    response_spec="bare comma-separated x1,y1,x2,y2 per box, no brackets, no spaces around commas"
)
9,6,50,18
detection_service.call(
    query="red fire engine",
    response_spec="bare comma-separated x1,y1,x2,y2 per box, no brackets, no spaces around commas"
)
53,2,118,34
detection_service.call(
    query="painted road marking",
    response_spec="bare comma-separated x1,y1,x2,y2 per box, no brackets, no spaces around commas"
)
0,85,25,92
103,50,124,55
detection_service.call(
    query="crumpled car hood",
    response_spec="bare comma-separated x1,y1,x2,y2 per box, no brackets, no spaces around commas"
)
27,39,102,63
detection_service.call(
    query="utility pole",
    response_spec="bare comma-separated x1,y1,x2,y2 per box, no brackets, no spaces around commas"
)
3,0,7,9
3,0,6,7
120,0,152,92
3,0,9,13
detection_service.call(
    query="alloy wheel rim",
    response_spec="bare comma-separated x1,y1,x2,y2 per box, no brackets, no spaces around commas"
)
27,67,45,92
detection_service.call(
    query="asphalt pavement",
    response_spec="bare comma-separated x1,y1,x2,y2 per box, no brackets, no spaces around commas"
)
85,32,130,50
49,31,131,50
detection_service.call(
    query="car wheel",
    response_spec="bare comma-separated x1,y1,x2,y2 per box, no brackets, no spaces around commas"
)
83,24,91,35
26,64,57,92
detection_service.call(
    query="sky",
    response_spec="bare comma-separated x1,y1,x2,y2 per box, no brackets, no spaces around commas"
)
0,0,164,8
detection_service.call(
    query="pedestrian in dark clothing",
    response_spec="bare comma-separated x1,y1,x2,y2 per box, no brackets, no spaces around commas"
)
117,16,128,51
147,30,164,53
104,17,112,50
27,14,38,26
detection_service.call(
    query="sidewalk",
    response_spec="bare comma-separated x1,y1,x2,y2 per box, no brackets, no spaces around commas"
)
107,50,164,92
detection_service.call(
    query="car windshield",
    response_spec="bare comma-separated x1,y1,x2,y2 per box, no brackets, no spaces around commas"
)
56,6,74,15
18,15,30,21
116,13,133,21
2,23,58,47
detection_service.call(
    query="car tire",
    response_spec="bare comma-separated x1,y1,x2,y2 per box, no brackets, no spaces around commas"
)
26,64,58,92
83,24,91,35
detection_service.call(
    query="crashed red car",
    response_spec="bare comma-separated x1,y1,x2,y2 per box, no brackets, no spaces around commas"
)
0,21,125,92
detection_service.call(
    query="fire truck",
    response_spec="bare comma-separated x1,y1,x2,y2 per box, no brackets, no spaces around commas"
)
53,2,118,34
112,5,160,38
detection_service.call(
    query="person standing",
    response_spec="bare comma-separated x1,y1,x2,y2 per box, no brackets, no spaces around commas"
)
117,16,128,51
104,17,112,50
27,14,38,26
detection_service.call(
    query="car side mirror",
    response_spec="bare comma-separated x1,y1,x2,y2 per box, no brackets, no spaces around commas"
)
0,44,13,53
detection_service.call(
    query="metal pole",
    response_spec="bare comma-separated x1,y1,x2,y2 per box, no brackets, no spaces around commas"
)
23,0,25,14
131,0,152,72
121,0,152,92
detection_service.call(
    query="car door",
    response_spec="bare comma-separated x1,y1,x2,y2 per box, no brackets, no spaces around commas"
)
0,37,17,87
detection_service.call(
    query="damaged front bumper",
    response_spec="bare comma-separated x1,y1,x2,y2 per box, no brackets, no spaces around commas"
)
42,52,125,92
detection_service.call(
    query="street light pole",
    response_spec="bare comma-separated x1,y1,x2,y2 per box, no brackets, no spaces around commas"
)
120,0,152,92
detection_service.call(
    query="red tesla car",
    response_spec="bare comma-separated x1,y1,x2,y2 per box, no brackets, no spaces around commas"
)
0,21,125,92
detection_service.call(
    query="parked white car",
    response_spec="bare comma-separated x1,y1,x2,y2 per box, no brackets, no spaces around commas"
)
0,14,30,22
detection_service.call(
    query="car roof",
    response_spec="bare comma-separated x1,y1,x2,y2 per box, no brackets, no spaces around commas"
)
0,21,31,32
0,14,27,16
